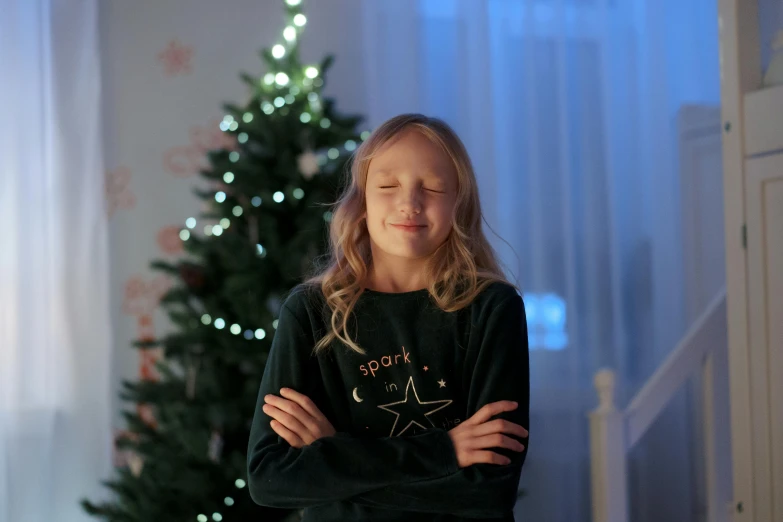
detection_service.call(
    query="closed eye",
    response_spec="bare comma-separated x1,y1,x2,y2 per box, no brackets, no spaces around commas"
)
378,186,444,193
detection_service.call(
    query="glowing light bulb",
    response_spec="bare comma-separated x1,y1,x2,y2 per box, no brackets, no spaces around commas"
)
283,26,296,42
275,72,289,86
272,45,285,59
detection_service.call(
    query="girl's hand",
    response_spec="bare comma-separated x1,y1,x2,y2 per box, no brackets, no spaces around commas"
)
447,401,528,468
262,387,336,448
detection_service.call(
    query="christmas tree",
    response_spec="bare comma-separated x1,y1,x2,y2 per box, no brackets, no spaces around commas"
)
82,1,364,520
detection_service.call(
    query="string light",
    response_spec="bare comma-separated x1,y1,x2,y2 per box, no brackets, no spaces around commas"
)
189,0,322,513
275,72,289,86
283,26,296,42
215,191,226,203
180,230,190,240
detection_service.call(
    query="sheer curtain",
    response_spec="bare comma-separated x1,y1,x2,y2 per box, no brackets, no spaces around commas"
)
360,0,720,520
0,1,113,521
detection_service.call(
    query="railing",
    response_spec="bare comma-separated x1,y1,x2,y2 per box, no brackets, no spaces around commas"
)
589,288,730,522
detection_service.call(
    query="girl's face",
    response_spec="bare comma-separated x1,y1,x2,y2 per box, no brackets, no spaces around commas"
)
364,129,459,262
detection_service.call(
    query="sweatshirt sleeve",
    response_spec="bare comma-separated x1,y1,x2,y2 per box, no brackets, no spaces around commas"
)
347,290,530,518
246,290,459,509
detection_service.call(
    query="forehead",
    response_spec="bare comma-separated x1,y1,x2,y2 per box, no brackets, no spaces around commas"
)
368,129,455,180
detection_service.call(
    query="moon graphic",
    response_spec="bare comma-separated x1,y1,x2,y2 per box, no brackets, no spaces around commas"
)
352,387,363,403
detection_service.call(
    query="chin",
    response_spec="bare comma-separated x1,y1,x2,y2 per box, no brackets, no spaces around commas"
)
385,244,438,260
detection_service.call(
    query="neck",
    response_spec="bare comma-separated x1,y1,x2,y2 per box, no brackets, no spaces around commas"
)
364,258,428,293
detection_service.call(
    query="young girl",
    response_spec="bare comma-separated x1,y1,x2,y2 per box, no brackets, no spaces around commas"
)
247,114,530,521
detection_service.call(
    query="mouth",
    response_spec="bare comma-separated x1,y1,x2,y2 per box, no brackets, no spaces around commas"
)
391,223,427,232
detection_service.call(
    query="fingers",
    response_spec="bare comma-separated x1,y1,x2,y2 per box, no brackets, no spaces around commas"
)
279,388,322,420
472,418,529,440
463,401,519,426
470,432,526,453
262,402,315,443
264,389,333,444
270,419,306,448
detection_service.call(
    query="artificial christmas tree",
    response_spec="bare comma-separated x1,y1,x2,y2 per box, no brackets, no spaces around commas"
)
82,1,365,520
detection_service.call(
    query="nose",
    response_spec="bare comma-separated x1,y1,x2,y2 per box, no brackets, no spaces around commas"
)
397,187,422,215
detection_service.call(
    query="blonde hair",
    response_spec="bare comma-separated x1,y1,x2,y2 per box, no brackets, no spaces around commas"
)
304,113,516,355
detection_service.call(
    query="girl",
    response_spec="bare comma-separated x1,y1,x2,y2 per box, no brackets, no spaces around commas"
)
247,114,530,521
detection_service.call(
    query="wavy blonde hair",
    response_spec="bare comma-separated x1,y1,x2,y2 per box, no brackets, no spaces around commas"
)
304,113,516,355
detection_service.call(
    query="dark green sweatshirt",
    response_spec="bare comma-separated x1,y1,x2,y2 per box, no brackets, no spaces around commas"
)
247,281,530,521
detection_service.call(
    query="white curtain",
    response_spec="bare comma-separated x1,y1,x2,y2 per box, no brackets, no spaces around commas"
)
0,1,113,521
360,0,720,520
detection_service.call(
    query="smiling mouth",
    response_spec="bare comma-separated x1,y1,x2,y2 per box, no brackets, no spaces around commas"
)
391,224,426,232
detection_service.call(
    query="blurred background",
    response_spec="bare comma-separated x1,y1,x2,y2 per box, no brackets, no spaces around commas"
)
2,0,783,521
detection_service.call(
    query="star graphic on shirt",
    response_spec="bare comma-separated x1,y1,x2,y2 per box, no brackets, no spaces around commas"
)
423,366,429,371
377,376,452,437
438,379,446,388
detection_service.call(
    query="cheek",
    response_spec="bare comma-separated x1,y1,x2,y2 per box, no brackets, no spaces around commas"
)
431,200,456,229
